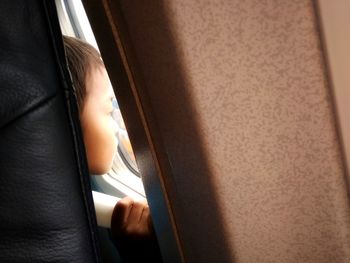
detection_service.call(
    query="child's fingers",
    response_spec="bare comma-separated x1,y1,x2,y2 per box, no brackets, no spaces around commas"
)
111,196,134,234
111,197,155,240
124,199,147,223
126,199,146,228
139,202,149,224
134,199,155,237
137,199,148,223
111,198,162,261
140,204,154,235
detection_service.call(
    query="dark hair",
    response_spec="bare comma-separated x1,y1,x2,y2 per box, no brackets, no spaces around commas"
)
63,35,104,111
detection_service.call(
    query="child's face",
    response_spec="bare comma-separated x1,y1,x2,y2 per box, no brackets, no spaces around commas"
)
80,67,118,175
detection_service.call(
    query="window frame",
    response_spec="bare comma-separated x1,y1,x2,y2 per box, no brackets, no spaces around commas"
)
80,1,184,262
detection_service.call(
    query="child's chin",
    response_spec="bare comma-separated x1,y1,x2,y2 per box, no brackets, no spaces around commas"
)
89,159,114,175
90,166,111,176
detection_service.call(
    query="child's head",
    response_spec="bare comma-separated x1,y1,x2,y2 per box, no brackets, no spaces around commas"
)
63,35,117,175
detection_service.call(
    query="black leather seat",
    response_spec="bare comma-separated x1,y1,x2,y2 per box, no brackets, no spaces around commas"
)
0,1,101,261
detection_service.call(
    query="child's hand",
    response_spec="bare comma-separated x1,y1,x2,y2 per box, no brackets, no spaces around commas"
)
111,196,154,240
111,197,163,262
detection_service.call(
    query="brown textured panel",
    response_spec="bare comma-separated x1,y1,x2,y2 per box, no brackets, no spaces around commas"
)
98,0,350,262
317,0,350,182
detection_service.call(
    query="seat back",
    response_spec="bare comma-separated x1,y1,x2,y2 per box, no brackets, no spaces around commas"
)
0,1,101,261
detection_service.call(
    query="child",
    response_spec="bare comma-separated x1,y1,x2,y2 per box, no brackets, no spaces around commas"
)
63,35,161,262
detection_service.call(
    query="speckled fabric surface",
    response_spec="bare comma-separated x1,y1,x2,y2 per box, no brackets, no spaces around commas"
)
116,0,350,262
